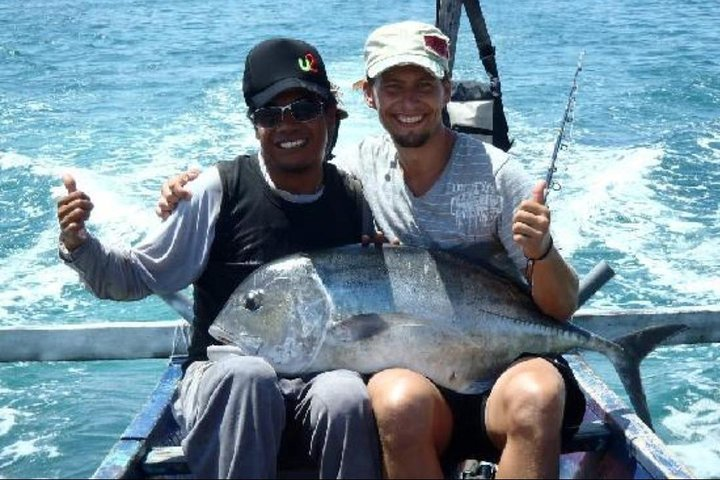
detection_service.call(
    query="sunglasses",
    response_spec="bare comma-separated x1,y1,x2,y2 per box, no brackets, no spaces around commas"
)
250,99,325,128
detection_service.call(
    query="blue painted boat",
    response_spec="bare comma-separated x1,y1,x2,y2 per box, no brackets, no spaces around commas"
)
89,350,695,479
47,1,710,477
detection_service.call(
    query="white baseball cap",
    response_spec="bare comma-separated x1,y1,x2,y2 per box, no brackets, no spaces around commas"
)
364,21,451,79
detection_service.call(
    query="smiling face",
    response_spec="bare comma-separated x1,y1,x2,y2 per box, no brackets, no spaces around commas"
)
364,65,451,148
254,88,337,187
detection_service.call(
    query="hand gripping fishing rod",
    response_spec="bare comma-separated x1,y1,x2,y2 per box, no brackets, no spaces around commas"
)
541,52,615,306
544,51,585,203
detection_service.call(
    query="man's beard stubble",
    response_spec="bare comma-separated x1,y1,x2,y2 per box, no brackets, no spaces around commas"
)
391,131,432,149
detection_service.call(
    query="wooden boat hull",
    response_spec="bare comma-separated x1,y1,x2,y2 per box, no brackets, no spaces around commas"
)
562,354,693,479
92,358,184,479
91,353,694,479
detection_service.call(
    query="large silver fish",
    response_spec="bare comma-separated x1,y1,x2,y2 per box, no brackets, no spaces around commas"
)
209,245,683,429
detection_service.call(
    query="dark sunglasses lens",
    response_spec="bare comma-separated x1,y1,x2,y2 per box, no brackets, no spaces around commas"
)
252,108,281,128
252,100,323,128
290,100,323,121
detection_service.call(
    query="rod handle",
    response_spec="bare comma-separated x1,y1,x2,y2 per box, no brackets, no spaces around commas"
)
578,260,615,307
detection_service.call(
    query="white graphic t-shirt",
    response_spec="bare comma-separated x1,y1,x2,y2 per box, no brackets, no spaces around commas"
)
334,132,535,279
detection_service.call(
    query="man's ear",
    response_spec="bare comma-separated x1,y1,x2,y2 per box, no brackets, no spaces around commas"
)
324,104,341,160
362,80,377,109
324,103,338,130
442,77,452,106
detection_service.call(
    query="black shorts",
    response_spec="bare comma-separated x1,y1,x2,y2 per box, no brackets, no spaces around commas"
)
439,354,586,469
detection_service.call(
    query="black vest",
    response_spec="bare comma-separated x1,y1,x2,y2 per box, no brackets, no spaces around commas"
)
188,154,366,362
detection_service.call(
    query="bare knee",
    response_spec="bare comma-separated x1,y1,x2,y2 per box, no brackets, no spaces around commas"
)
368,369,450,453
501,364,565,440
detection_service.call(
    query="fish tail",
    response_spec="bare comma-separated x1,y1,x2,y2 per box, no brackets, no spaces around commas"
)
607,324,687,430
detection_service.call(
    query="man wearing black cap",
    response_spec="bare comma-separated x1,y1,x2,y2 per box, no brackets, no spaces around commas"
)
56,38,381,479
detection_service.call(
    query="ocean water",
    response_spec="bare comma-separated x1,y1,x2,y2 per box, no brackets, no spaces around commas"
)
1,0,718,477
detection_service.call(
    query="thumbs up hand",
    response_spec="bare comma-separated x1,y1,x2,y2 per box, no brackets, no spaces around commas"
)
57,173,94,252
512,180,553,261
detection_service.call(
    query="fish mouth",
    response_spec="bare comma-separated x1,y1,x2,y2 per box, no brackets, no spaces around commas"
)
208,325,263,355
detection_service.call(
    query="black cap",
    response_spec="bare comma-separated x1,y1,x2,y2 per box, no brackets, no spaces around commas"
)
243,38,334,110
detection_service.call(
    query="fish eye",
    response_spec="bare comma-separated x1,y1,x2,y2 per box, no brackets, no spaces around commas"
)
244,289,264,311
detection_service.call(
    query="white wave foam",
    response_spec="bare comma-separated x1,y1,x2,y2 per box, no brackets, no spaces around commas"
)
0,151,33,170
665,399,720,433
509,139,720,303
0,164,167,325
57,168,161,244
25,101,52,112
669,443,719,479
0,79,263,325
696,126,720,158
0,407,21,437
524,143,666,257
0,150,77,180
131,79,257,176
0,228,81,325
664,398,720,478
0,436,60,468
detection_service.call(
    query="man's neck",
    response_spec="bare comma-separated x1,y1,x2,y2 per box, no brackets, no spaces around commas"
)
396,127,456,197
258,152,324,196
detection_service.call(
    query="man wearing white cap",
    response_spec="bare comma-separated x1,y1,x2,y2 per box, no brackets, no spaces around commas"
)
343,20,584,478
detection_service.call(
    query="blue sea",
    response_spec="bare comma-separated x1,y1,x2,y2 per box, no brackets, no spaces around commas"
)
1,0,718,477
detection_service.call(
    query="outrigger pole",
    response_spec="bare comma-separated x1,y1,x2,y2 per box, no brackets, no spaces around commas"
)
435,0,463,73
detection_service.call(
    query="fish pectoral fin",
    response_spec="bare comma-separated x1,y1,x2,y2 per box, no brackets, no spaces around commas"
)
328,313,391,343
327,312,431,343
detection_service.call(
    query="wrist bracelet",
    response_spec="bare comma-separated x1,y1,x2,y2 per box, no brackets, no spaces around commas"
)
524,236,554,285
528,235,554,262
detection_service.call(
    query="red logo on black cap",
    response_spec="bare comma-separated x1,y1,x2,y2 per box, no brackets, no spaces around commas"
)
298,53,319,73
424,35,449,59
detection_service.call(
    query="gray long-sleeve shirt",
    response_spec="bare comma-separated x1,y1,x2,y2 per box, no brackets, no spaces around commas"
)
61,155,330,300
60,167,224,299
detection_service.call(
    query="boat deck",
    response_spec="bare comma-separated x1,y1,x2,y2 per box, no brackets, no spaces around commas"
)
92,354,694,479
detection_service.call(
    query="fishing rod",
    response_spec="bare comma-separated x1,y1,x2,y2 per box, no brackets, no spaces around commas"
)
544,51,585,202
539,52,617,301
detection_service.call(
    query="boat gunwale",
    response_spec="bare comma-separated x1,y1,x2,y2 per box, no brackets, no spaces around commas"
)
91,353,695,479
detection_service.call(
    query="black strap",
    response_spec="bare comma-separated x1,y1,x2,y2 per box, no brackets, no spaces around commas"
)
462,0,499,78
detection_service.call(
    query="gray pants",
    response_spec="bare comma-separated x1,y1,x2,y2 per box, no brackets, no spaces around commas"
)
172,356,381,479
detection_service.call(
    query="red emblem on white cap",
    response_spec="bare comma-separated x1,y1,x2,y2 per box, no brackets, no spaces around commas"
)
424,35,449,59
